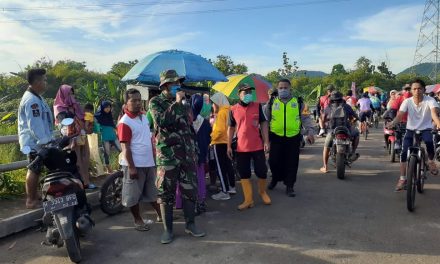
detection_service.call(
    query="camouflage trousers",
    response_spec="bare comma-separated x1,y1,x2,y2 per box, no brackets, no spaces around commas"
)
156,161,198,205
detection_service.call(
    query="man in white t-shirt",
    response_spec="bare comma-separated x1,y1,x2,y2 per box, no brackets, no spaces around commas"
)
118,89,161,231
389,79,440,191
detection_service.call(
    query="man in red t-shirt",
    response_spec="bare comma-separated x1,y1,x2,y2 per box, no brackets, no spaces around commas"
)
318,85,335,136
394,84,412,123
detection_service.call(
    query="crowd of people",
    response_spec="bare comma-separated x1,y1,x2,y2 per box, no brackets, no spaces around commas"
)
17,67,440,244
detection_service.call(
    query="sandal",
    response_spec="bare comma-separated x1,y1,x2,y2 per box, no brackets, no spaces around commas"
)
320,167,329,173
428,161,438,176
134,222,151,231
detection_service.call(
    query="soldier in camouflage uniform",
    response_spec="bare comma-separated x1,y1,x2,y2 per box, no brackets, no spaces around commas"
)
149,69,206,244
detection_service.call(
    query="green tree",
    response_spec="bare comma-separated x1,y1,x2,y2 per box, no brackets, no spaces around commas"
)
265,70,282,85
331,64,347,75
212,55,248,76
109,60,138,79
355,56,375,74
278,52,299,77
376,62,395,79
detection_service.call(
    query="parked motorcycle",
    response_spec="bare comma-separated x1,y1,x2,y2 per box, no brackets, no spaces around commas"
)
24,118,94,263
330,126,353,180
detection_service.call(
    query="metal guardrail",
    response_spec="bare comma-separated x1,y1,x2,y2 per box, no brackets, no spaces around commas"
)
0,135,28,172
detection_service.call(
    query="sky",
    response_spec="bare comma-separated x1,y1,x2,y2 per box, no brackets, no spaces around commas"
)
0,0,427,76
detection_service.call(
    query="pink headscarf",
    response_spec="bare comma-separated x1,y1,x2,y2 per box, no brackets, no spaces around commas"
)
53,84,84,121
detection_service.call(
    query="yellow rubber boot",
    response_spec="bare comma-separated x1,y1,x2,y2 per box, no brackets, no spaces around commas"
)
237,179,254,210
257,179,272,205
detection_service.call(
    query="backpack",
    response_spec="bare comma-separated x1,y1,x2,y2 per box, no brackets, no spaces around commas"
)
329,103,349,129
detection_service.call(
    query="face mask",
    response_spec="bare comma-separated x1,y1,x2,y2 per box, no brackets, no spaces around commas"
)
278,89,291,99
242,94,253,104
170,85,181,98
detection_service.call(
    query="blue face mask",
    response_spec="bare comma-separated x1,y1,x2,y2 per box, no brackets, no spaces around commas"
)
278,89,291,99
242,94,253,104
170,85,181,98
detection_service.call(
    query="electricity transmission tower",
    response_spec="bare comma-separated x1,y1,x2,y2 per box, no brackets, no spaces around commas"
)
413,0,440,82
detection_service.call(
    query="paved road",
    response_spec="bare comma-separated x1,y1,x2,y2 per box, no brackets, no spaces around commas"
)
2,128,440,264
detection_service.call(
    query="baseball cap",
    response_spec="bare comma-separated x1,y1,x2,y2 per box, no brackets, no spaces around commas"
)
159,69,185,87
237,83,255,93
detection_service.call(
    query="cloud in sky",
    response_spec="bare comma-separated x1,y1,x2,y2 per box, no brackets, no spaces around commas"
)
0,0,201,73
350,4,423,45
287,4,424,74
0,2,429,75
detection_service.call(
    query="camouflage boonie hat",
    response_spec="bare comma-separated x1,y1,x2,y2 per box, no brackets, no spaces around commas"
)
159,69,185,87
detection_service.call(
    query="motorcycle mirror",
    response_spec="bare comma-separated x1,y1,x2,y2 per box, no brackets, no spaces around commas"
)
61,118,74,127
21,146,31,155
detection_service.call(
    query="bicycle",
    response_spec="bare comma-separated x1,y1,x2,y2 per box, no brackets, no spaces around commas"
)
372,111,379,129
405,129,436,212
360,116,369,140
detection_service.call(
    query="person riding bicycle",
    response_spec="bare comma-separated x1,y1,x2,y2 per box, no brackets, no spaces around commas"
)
320,91,360,173
344,90,357,111
356,92,373,132
388,79,440,192
370,93,381,115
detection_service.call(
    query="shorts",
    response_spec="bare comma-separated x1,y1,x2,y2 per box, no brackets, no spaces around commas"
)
27,151,43,174
359,111,372,122
324,127,359,148
121,166,158,208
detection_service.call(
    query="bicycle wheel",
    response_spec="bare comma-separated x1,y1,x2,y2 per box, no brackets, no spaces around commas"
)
406,156,418,212
417,161,425,194
374,118,379,128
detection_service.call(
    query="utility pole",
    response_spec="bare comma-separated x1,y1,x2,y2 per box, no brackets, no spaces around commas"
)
412,0,440,82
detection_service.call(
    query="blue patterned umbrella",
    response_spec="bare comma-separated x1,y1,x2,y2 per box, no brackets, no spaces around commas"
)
122,50,227,84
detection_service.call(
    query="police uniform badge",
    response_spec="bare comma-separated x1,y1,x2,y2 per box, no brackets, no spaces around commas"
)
274,102,280,111
31,103,40,117
291,102,298,108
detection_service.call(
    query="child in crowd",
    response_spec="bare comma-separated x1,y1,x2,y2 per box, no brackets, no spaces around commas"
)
95,101,121,173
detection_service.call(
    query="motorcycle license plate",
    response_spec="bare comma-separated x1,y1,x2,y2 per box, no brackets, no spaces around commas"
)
43,194,78,213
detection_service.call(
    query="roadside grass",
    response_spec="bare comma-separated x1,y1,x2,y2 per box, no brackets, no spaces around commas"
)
0,122,26,198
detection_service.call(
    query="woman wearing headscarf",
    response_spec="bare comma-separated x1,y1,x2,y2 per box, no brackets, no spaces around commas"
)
210,92,236,201
53,84,95,189
95,101,121,173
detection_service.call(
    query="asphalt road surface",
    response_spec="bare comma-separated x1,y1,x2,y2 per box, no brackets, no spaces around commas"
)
1,127,440,264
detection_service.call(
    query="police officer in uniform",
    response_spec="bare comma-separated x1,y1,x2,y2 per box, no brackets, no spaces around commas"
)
265,79,315,197
18,68,54,209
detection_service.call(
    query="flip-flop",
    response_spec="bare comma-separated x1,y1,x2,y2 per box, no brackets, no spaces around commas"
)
134,222,151,231
428,162,438,176
319,167,329,173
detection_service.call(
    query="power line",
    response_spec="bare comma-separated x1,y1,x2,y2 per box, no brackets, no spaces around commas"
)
0,0,228,11
0,0,351,23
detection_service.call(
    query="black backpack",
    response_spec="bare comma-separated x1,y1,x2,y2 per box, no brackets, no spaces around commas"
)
329,103,349,129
